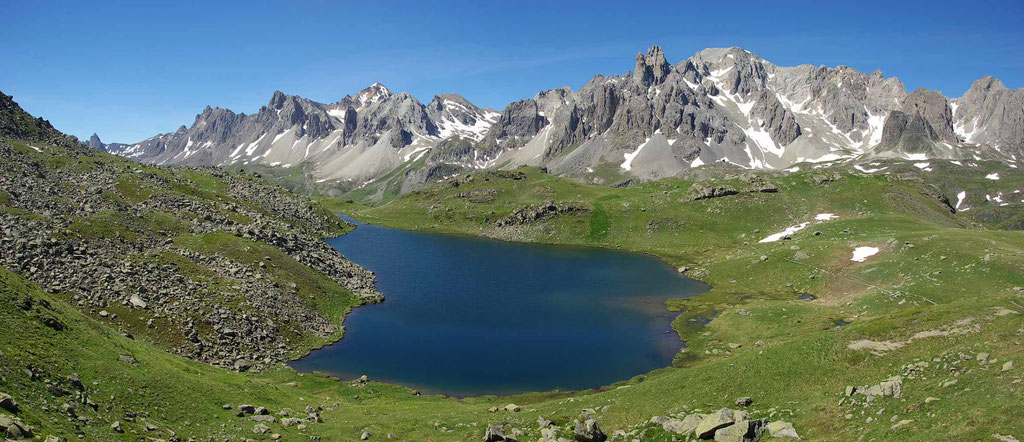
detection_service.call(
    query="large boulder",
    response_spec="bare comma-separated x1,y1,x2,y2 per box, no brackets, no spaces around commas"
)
661,413,704,434
713,418,765,442
766,421,801,439
0,414,33,439
696,408,748,439
0,393,17,413
574,418,607,442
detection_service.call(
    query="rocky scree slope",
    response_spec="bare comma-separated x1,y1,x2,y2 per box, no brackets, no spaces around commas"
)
98,47,1023,198
0,92,380,371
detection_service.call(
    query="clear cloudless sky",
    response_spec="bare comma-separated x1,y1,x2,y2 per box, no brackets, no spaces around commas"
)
3,0,1022,143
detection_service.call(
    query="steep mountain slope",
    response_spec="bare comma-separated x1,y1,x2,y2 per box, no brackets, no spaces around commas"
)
106,47,1022,200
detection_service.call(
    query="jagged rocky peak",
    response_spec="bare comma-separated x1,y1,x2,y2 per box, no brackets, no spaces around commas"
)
355,83,392,108
693,47,772,98
106,45,1022,188
634,45,672,86
87,133,104,150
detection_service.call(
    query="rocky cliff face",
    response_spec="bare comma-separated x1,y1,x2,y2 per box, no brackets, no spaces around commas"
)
103,46,1022,192
951,76,1024,153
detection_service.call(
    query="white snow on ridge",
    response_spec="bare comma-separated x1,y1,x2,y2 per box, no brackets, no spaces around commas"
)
985,173,1000,180
815,213,838,221
851,246,879,262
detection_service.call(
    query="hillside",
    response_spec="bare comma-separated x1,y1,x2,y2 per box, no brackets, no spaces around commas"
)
2,92,1024,440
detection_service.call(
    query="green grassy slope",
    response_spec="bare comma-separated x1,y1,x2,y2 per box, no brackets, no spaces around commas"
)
311,164,1024,440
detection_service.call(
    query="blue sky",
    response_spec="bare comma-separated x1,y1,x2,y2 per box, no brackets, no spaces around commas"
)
3,0,1022,143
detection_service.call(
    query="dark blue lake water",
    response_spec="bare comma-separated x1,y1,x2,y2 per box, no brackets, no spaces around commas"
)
288,215,707,396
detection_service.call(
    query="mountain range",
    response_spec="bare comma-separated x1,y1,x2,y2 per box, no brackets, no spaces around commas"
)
94,46,1024,197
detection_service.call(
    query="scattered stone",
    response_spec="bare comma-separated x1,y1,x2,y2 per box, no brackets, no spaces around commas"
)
1002,361,1014,372
942,379,958,388
483,424,505,442
0,414,32,439
891,419,913,430
925,397,940,404
766,421,801,439
252,423,270,434
282,417,302,427
66,373,83,390
978,352,990,363
251,415,276,423
503,403,520,412
735,397,753,407
110,421,123,433
540,427,559,442
0,392,17,412
361,431,371,440
254,406,269,415
118,354,137,365
537,416,554,428
495,200,587,227
129,294,148,308
238,404,256,414
222,404,232,410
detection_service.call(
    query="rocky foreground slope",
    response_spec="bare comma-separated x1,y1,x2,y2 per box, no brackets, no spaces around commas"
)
95,46,1023,200
0,92,380,371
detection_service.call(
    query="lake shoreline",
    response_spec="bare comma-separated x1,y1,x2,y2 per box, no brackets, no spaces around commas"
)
289,212,708,397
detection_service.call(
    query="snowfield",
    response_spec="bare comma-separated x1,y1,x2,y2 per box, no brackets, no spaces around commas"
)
851,246,880,262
